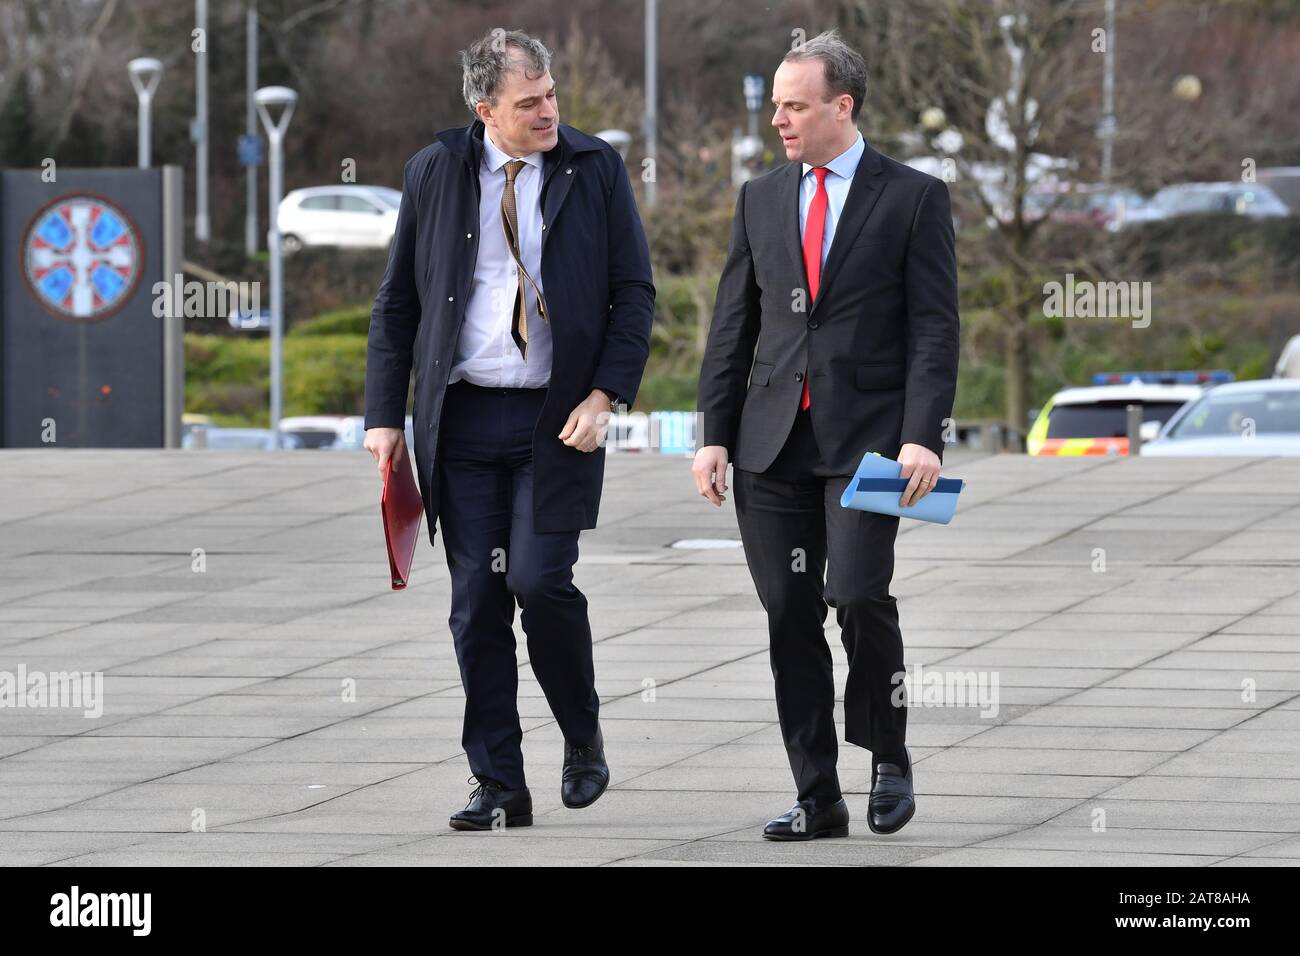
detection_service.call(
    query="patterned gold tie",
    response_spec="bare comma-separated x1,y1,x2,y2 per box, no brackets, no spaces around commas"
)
501,159,548,360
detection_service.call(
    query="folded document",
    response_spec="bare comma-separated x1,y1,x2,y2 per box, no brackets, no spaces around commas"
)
839,451,966,524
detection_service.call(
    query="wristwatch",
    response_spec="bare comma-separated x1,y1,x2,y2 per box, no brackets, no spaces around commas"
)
595,387,620,411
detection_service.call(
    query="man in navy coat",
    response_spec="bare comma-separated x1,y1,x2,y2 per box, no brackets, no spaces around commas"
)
364,28,655,830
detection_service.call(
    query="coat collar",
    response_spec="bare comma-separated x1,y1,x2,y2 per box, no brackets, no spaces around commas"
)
437,119,606,255
800,130,867,182
436,118,606,175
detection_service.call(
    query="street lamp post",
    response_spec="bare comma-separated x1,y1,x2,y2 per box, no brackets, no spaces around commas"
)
245,2,260,256
732,74,766,189
643,0,657,206
254,85,297,442
194,0,210,241
743,72,764,139
1099,0,1118,183
127,58,163,169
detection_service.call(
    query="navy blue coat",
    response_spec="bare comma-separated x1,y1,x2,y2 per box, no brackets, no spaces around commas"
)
364,120,655,543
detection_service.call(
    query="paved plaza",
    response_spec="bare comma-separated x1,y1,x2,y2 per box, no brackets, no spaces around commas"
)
1,447,1299,866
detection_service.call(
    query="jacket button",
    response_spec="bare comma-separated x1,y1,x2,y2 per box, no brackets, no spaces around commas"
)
794,371,804,382
466,232,472,239
566,168,572,174
807,319,819,329
448,296,454,302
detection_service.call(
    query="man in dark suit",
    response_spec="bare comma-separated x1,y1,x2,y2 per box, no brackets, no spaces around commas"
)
693,29,959,840
364,28,655,830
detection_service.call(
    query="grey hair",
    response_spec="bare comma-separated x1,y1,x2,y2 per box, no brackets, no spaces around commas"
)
460,28,552,117
783,28,867,122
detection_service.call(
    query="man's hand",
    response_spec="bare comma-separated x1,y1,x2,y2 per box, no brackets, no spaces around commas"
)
897,442,941,507
559,389,613,453
692,445,730,507
364,427,407,479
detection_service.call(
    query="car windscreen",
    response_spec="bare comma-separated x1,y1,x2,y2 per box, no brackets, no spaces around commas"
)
1046,401,1187,439
1158,190,1229,214
1168,390,1300,438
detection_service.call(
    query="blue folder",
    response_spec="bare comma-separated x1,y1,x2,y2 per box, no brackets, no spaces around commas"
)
839,451,966,524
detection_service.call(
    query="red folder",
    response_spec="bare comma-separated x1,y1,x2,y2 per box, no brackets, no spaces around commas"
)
381,450,423,590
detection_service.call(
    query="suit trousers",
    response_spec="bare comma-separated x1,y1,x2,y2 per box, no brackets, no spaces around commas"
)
437,379,600,790
734,405,907,804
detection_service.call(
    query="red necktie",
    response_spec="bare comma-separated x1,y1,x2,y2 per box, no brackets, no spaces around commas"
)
800,167,829,410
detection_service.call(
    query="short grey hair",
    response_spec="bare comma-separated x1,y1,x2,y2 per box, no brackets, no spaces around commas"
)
460,28,552,117
783,28,867,122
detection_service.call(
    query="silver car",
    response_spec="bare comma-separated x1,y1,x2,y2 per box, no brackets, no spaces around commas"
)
1123,182,1291,226
1141,380,1300,456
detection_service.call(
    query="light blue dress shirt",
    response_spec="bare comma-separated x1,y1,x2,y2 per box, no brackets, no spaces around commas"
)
798,130,865,272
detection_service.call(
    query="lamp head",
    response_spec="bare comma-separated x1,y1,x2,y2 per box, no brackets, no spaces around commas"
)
255,85,299,138
127,57,163,96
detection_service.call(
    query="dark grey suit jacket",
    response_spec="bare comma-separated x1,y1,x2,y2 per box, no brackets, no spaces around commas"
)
696,138,960,474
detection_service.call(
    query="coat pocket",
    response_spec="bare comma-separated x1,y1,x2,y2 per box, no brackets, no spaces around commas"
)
749,361,775,387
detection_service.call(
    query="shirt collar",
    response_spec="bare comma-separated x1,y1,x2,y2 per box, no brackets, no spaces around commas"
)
483,129,543,173
802,130,864,182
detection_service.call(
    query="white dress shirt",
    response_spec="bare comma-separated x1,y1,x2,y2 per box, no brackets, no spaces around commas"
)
798,130,865,273
448,129,552,388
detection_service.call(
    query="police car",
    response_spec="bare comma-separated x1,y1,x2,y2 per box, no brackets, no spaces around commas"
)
1026,371,1233,456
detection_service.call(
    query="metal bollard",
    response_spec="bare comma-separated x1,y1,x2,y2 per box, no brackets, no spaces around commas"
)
1125,403,1143,455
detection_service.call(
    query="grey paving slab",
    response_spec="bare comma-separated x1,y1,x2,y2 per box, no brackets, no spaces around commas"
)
2,448,1298,866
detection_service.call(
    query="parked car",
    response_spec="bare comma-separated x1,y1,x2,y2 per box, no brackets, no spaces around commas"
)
1026,371,1230,456
1274,333,1300,379
1022,183,1146,231
301,415,415,451
184,427,303,450
274,184,402,254
181,413,213,445
278,415,354,449
228,307,271,333
1141,379,1300,456
1122,182,1291,226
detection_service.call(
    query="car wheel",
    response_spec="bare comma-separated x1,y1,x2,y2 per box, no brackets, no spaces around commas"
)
281,233,304,255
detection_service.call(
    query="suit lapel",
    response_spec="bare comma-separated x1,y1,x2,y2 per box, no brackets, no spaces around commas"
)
779,163,809,304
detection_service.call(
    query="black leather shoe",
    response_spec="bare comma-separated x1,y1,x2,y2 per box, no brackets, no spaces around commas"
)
561,724,609,809
868,746,915,834
449,776,533,830
762,798,849,841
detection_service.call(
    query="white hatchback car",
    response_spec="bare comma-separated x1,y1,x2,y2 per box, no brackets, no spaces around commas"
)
274,185,402,254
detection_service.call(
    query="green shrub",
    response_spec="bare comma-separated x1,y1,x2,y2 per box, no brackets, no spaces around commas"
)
291,304,372,336
186,332,369,426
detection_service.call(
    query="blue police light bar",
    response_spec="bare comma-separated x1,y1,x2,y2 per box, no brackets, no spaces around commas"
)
1091,370,1235,386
